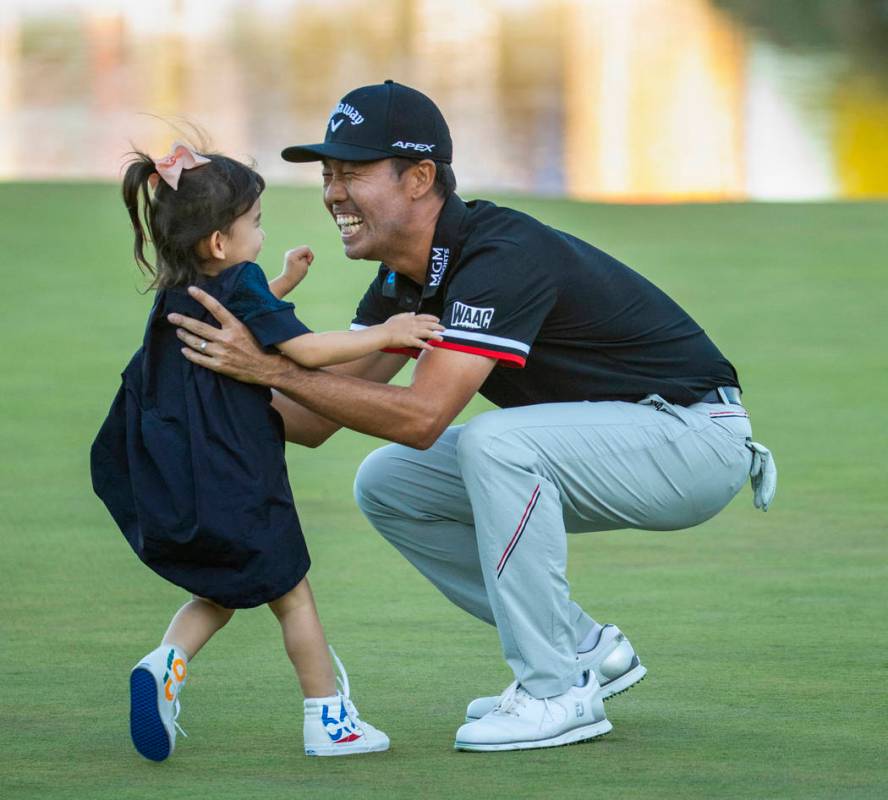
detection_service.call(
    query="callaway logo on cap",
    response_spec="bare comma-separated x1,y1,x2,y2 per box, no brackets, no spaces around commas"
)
281,80,453,164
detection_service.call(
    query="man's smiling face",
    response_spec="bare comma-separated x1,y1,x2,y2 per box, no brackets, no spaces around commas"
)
321,158,413,262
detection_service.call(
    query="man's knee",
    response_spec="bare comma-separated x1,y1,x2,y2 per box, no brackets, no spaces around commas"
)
353,444,401,517
457,410,535,474
456,410,500,463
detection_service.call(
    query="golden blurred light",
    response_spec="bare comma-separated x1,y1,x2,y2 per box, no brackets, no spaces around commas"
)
0,0,886,200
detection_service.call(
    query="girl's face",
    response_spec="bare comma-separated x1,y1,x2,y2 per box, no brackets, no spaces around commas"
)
214,197,266,268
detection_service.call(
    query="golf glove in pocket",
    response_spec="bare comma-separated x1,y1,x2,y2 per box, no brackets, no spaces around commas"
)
747,440,777,512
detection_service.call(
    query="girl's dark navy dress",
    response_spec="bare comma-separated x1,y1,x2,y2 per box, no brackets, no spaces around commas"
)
91,262,312,608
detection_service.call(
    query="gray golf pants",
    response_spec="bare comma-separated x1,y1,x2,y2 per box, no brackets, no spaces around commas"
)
354,395,753,698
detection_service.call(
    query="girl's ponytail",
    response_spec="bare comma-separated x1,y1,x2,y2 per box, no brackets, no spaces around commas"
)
121,152,159,283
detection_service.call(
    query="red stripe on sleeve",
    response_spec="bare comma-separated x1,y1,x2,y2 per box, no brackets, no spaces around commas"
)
381,347,421,358
430,340,526,368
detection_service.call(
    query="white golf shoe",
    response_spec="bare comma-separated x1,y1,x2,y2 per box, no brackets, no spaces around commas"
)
303,648,390,756
454,673,612,752
129,644,188,762
465,624,646,722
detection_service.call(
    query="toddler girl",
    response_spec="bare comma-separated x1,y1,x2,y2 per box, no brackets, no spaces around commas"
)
91,142,442,761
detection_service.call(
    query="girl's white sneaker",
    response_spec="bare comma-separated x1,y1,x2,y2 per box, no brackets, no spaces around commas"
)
303,647,390,756
129,645,188,761
303,693,390,756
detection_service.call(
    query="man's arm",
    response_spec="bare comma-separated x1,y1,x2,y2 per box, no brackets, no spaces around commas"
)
271,350,406,447
169,287,494,449
264,344,492,449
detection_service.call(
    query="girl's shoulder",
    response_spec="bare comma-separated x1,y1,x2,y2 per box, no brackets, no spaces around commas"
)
228,260,268,292
224,262,292,322
200,260,257,294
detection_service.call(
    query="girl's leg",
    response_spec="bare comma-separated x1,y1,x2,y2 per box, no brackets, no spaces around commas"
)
162,595,236,659
268,578,335,698
130,595,233,762
272,578,390,755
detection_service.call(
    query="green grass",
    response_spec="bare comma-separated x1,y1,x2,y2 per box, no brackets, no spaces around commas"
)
1,183,886,799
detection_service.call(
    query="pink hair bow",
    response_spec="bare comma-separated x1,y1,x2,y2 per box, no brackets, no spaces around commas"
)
150,141,211,190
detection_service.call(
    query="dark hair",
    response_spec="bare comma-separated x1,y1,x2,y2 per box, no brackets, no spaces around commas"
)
122,148,265,289
390,157,457,199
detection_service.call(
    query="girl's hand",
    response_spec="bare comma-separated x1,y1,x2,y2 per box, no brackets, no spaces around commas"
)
382,312,445,351
278,246,314,294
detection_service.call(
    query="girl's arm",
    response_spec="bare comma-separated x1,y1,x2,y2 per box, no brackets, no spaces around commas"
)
277,313,444,369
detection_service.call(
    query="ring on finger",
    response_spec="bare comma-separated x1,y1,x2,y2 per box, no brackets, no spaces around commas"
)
199,340,208,351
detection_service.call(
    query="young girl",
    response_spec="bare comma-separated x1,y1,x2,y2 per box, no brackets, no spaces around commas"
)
90,142,443,762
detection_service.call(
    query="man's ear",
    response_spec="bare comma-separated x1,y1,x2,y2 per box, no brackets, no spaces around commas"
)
410,160,437,200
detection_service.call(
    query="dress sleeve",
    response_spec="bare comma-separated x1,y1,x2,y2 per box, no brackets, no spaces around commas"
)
228,262,312,347
435,241,556,368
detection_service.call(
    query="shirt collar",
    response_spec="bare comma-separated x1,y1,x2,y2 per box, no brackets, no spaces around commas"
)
381,193,468,302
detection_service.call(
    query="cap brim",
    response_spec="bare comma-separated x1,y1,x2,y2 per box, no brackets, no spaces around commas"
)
281,142,394,163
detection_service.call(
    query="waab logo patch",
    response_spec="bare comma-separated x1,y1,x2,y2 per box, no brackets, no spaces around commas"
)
451,301,494,330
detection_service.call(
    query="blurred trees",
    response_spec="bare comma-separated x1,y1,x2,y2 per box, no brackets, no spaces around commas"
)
713,0,888,78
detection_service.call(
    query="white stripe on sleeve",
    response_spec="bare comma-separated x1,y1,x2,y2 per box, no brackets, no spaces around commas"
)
441,328,530,354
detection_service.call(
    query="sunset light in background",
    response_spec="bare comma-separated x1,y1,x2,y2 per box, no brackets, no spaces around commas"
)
1,0,887,201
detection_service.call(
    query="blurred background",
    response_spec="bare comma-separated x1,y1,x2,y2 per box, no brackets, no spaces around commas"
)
2,0,888,201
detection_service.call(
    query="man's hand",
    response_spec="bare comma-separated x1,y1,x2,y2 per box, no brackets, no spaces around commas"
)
168,286,284,385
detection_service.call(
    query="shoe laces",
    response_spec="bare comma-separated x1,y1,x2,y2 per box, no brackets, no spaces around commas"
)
330,645,351,700
329,646,363,734
494,681,555,728
541,698,553,726
495,681,530,716
172,698,188,739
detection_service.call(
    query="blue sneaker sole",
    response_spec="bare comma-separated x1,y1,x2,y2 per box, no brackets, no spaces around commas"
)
130,668,171,762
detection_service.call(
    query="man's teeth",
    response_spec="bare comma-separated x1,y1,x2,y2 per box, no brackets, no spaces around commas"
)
336,214,363,235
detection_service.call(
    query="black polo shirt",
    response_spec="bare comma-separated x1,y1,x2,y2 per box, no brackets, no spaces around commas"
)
351,194,739,408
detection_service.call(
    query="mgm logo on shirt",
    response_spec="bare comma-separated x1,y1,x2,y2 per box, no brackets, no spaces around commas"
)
429,247,449,287
451,301,495,330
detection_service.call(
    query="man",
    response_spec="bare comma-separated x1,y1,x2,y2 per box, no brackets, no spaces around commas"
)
169,81,777,752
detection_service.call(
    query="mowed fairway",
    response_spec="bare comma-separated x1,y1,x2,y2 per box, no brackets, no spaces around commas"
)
1,183,886,799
